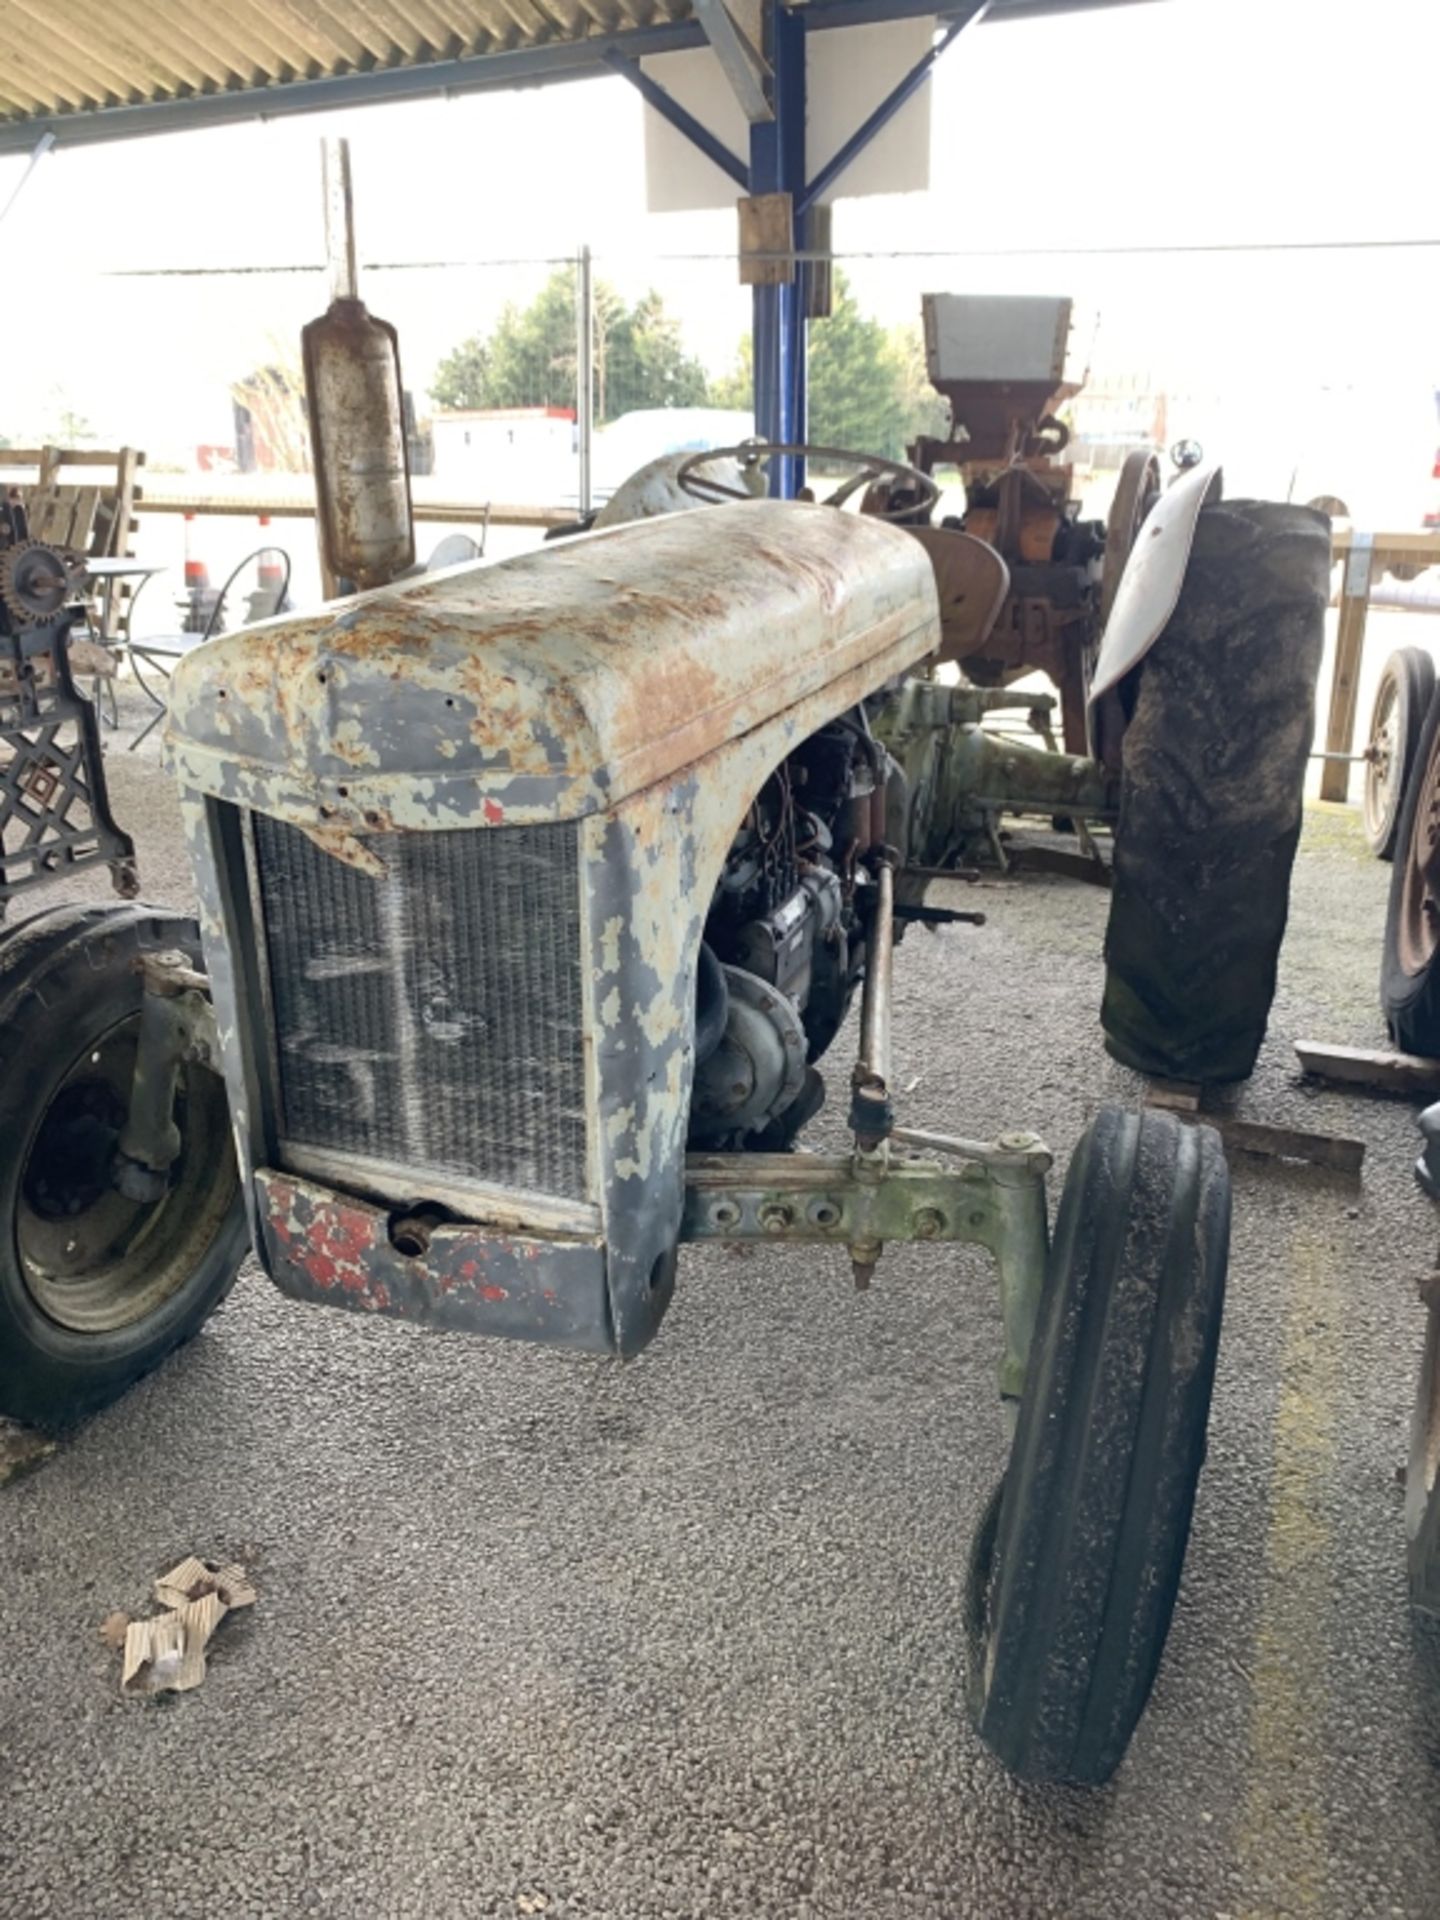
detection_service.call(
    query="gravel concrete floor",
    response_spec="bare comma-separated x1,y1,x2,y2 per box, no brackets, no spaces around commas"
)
3,682,1440,1920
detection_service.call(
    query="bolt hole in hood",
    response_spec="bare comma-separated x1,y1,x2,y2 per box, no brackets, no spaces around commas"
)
164,501,943,836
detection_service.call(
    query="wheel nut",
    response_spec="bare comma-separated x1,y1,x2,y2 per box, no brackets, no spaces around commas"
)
913,1208,945,1239
758,1202,793,1233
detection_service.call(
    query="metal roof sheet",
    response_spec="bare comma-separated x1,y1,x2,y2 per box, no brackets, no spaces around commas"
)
0,0,702,147
0,0,1159,151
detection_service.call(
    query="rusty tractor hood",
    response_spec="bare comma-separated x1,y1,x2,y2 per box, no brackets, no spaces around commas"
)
165,499,940,833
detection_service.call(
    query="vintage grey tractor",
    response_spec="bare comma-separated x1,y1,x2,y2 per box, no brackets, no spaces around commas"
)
0,435,1328,1786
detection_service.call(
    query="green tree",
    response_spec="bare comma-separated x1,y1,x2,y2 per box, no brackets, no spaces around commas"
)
709,275,940,459
605,290,709,415
431,270,708,423
889,321,950,450
709,335,752,414
429,335,490,411
806,273,909,455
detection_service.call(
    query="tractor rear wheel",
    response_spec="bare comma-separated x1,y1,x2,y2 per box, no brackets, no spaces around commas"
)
966,1106,1229,1784
0,903,248,1428
1101,501,1329,1083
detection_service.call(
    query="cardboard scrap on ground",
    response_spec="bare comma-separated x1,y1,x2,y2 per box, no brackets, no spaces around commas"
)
115,1557,256,1697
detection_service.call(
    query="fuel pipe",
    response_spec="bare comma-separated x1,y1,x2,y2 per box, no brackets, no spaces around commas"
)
848,850,898,1290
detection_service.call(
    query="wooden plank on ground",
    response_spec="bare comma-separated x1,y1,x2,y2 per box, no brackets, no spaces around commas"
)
1144,1078,1203,1112
1294,1038,1440,1096
1218,1117,1365,1175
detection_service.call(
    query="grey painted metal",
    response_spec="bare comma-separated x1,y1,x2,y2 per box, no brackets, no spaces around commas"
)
167,502,944,1357
681,1147,1050,1399
693,0,774,122
922,291,1071,385
1088,459,1224,706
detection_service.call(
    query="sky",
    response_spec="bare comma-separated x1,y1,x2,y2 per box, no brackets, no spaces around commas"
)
0,0,1436,479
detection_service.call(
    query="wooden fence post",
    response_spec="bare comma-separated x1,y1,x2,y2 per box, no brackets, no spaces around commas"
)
1320,530,1374,803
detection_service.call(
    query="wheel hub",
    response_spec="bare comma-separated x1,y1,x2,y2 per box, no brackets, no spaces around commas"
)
23,1080,128,1222
15,1020,233,1332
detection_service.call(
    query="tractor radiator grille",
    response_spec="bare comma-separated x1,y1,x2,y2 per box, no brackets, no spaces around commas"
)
251,813,588,1199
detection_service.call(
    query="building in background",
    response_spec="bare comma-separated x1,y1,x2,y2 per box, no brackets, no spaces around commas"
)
431,406,575,504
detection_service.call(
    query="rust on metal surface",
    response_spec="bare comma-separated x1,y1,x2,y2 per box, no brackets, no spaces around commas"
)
902,525,1010,669
302,296,415,592
165,501,941,838
177,502,949,1357
254,1167,614,1349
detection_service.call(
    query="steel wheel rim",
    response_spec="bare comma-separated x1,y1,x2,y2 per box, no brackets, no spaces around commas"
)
1363,672,1400,844
1397,723,1440,974
16,1017,235,1333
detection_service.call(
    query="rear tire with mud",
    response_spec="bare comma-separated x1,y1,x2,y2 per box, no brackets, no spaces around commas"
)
1101,501,1329,1083
0,903,248,1428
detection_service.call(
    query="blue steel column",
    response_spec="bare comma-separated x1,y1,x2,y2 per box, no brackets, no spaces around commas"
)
749,0,806,497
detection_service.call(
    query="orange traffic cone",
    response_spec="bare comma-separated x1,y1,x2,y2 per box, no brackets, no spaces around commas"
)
181,513,213,633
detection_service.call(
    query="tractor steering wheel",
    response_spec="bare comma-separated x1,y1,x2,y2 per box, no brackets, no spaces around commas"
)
674,441,940,522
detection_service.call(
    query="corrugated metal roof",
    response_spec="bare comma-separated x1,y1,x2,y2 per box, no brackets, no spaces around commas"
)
0,0,696,134
0,0,1159,151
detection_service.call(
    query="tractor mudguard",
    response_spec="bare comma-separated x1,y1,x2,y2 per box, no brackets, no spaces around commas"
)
1088,459,1223,766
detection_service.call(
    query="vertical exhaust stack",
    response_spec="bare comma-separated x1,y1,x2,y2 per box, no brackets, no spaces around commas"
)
302,138,414,597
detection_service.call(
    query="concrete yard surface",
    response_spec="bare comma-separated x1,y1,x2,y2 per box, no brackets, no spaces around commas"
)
2,690,1439,1919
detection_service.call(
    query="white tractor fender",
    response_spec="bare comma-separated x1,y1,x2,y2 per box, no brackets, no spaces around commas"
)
1088,458,1224,708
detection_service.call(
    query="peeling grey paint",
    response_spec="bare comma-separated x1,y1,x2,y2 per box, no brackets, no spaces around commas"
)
170,501,945,1356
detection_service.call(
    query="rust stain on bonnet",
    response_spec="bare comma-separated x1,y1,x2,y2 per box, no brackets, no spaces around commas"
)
164,502,941,835
176,500,945,1363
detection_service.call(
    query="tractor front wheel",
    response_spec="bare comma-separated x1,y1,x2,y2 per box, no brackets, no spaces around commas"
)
966,1106,1230,1784
0,903,248,1428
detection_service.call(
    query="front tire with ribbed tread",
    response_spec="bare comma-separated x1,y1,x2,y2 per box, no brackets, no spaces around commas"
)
966,1106,1230,1784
